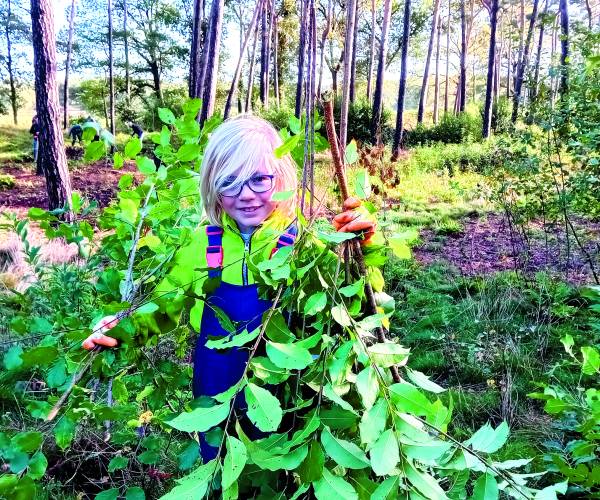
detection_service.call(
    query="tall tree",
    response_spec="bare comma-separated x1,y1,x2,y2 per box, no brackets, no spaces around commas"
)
417,0,441,123
316,0,332,98
224,0,263,119
295,0,307,118
366,0,375,101
2,0,18,124
107,0,115,138
245,20,260,112
349,0,359,104
482,0,499,138
531,1,547,101
458,0,467,112
558,0,568,96
199,0,224,124
123,0,130,100
339,0,356,150
511,0,539,122
371,0,392,142
30,0,73,217
444,0,450,113
391,0,412,158
189,0,205,98
273,10,279,107
433,19,441,123
259,0,268,105
63,0,76,129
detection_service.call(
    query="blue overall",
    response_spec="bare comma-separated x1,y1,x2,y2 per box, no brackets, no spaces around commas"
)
192,224,297,461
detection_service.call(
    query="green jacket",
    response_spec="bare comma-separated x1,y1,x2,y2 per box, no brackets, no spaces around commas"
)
154,211,296,331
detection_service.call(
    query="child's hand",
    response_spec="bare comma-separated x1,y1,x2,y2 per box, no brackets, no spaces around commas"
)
82,315,120,350
333,197,376,245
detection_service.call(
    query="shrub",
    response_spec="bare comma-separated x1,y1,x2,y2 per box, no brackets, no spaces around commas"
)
259,106,295,130
404,111,483,147
0,173,15,190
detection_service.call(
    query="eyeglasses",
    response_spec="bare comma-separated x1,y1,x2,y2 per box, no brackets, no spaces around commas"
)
219,174,275,197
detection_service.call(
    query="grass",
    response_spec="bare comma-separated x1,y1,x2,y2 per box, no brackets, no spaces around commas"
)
0,125,33,163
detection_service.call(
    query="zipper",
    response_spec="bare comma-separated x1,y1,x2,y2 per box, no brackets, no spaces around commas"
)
240,232,253,286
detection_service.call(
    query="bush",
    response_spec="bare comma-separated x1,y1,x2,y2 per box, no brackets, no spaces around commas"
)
0,173,15,190
259,106,295,130
404,112,482,147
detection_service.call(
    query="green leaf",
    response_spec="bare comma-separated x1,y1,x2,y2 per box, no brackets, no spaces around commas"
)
183,98,202,118
124,138,142,159
320,407,358,430
266,341,313,370
321,426,369,469
370,429,399,476
331,304,352,327
85,141,105,162
14,431,43,452
298,441,324,483
388,237,412,259
178,441,199,471
405,459,447,500
250,443,308,471
54,417,75,450
137,450,159,464
317,230,356,244
371,476,399,500
108,456,129,473
264,311,295,343
166,402,230,432
313,468,358,500
304,292,328,315
464,421,509,454
356,366,379,410
581,346,600,375
8,451,28,474
322,384,357,414
222,436,247,490
206,328,259,349
158,460,217,500
125,487,146,500
339,278,364,298
359,398,387,447
353,168,370,198
345,140,359,165
288,115,301,134
367,343,410,368
406,368,446,393
113,151,124,169
136,156,156,175
403,439,453,461
274,132,303,158
95,489,119,500
245,383,282,432
472,473,498,500
389,383,433,417
21,345,58,367
3,345,23,370
176,143,201,162
272,190,295,201
158,107,176,124
47,358,67,388
27,451,47,480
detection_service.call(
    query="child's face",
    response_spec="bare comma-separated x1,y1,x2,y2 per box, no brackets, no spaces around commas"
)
220,166,276,233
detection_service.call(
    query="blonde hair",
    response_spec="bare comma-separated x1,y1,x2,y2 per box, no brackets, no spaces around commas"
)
200,115,298,226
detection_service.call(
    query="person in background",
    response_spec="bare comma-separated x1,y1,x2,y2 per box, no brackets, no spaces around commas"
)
129,122,144,142
68,123,83,146
29,115,40,163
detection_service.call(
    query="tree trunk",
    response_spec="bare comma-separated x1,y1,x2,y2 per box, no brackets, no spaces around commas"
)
458,0,466,112
584,0,592,29
512,0,539,122
417,0,441,123
349,0,359,104
123,0,130,100
4,0,18,125
62,0,76,129
189,0,205,98
444,0,450,113
391,0,412,158
245,20,260,112
371,0,392,142
108,0,115,138
531,1,547,101
482,0,498,138
199,0,224,125
264,0,275,110
30,0,73,217
366,0,376,101
317,0,332,99
433,20,441,124
273,11,280,108
260,0,268,105
558,0,568,96
294,0,307,118
224,0,263,119
339,0,356,150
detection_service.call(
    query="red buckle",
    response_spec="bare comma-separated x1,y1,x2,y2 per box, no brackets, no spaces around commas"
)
206,246,223,268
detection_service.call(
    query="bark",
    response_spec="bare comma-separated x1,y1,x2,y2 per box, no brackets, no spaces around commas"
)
259,0,268,105
245,20,260,112
482,0,498,138
30,0,73,217
558,0,568,96
531,1,547,101
349,0,359,104
4,0,18,125
108,0,115,138
417,0,441,123
506,12,512,99
584,0,592,29
264,0,275,109
199,0,224,125
512,0,540,122
273,11,280,107
371,0,392,142
295,0,307,118
458,0,466,112
123,0,130,100
189,0,205,98
224,0,264,119
444,0,450,113
317,0,332,98
339,0,357,150
433,20,441,123
366,0,376,101
391,0,412,158
62,0,76,129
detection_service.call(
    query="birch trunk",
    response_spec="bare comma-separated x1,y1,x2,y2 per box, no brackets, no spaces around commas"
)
417,0,441,123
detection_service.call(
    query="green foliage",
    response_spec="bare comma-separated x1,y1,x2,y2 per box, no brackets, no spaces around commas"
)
0,173,15,190
404,111,483,148
329,98,394,146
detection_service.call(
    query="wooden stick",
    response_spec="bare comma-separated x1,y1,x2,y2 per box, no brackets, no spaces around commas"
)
323,98,401,383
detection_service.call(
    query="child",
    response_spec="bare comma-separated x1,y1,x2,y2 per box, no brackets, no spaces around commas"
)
68,123,83,146
29,115,40,163
129,121,144,142
82,115,375,460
